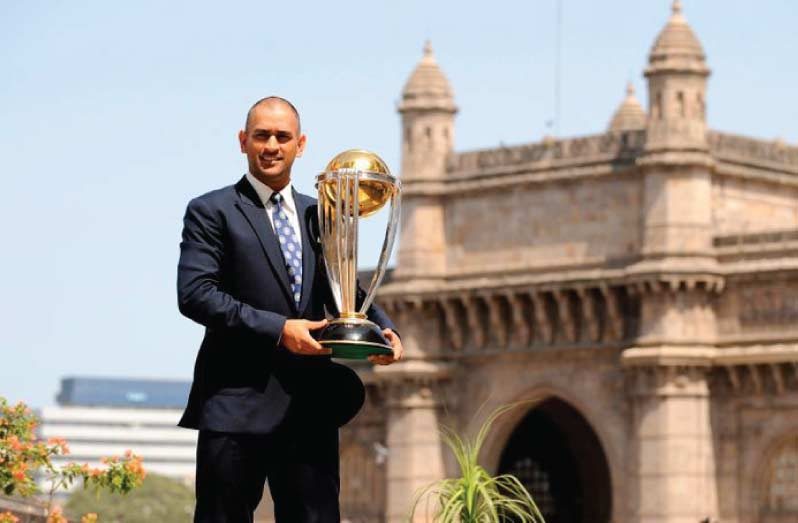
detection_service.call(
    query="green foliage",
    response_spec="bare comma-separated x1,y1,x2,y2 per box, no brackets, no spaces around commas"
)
66,473,195,523
410,404,544,523
1,396,146,521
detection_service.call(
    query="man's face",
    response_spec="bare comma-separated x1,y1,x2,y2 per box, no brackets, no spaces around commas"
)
239,102,306,190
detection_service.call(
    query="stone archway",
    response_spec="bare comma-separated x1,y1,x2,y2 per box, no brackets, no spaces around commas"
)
497,397,612,523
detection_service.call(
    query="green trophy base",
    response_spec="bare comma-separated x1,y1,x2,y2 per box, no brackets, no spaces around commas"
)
318,318,394,360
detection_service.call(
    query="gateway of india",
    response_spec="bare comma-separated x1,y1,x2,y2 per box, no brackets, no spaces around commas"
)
264,2,798,523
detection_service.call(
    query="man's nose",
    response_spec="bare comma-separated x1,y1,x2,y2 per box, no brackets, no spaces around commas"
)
265,135,279,151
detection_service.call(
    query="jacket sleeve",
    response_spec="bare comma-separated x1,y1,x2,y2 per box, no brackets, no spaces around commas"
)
177,197,286,347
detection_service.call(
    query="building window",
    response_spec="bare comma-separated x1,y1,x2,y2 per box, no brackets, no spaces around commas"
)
696,93,705,119
765,436,798,514
654,92,663,120
677,91,686,117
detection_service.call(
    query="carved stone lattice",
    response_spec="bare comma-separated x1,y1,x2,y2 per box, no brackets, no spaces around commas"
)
764,436,798,514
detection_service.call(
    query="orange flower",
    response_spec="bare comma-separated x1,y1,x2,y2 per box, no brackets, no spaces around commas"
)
11,462,28,481
46,506,67,523
0,511,20,523
80,513,98,523
47,437,70,455
7,435,23,451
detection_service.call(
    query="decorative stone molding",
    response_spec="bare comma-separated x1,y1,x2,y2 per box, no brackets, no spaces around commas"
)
600,284,624,342
708,131,798,172
442,131,798,180
553,289,577,344
505,291,531,347
529,291,553,345
577,287,601,343
402,130,798,200
625,363,712,398
446,131,646,176
375,361,453,409
623,344,798,395
439,298,463,351
379,283,634,353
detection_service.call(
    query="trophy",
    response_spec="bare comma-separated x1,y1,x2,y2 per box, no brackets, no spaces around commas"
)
316,149,402,359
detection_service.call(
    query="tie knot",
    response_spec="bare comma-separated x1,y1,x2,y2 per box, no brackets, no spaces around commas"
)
270,192,283,205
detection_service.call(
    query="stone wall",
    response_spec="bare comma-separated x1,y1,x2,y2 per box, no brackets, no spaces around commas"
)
713,175,798,236
444,175,641,276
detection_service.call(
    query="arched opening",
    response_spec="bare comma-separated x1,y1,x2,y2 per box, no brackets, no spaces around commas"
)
497,398,612,523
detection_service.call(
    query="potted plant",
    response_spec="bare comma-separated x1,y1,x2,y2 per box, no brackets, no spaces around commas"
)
409,404,544,522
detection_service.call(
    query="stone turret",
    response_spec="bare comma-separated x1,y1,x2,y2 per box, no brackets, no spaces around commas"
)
644,0,710,151
608,82,646,132
638,0,715,261
395,42,457,280
398,41,457,180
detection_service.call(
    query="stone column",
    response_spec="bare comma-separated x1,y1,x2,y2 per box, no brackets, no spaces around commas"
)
624,363,719,523
376,361,451,523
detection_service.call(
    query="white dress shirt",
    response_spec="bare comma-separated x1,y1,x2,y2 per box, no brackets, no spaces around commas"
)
245,172,303,243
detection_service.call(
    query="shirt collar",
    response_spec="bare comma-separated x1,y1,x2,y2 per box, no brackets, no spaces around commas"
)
245,172,296,214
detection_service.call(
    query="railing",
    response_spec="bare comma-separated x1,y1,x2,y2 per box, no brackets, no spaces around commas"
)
447,131,646,175
708,131,798,170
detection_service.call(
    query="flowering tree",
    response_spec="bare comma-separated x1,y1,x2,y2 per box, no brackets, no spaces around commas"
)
0,397,146,522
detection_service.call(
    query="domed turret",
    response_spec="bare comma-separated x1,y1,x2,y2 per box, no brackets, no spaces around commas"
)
608,82,646,132
644,0,710,151
646,0,708,75
398,41,457,114
398,41,457,180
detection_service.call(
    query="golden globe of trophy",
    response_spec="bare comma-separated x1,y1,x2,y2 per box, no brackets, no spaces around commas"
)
315,149,401,359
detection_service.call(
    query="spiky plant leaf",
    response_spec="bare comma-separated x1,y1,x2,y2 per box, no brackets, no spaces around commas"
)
409,403,544,522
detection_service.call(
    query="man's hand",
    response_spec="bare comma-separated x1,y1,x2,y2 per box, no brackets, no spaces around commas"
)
280,319,332,356
368,328,403,366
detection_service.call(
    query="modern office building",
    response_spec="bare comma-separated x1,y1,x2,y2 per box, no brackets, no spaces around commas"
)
38,377,196,485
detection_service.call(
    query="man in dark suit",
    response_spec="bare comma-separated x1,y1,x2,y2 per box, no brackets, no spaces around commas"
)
177,96,403,523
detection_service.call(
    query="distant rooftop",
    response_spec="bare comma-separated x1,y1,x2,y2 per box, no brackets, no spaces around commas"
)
56,377,191,409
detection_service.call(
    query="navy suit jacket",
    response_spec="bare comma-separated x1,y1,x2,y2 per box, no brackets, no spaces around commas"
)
177,176,395,434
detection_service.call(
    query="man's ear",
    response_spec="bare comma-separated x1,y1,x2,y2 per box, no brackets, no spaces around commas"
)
238,130,247,153
296,134,307,157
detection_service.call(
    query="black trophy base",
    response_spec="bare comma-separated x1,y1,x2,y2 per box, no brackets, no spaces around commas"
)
318,318,394,360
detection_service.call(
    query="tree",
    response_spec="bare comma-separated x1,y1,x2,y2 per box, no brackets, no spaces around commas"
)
66,473,194,523
0,397,145,523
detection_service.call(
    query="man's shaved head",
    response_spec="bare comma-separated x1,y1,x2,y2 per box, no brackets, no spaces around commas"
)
245,96,301,134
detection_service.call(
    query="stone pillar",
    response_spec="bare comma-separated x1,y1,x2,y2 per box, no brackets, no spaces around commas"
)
625,364,719,523
376,361,451,523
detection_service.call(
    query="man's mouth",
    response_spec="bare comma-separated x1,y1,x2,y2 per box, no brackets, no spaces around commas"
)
260,157,282,165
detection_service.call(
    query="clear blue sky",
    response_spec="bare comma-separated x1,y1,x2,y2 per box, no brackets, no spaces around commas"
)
2,1,796,408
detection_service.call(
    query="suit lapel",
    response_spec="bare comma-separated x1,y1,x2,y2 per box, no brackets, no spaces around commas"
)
235,178,295,307
294,190,317,315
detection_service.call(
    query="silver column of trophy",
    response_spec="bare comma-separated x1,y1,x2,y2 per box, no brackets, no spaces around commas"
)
315,149,401,359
